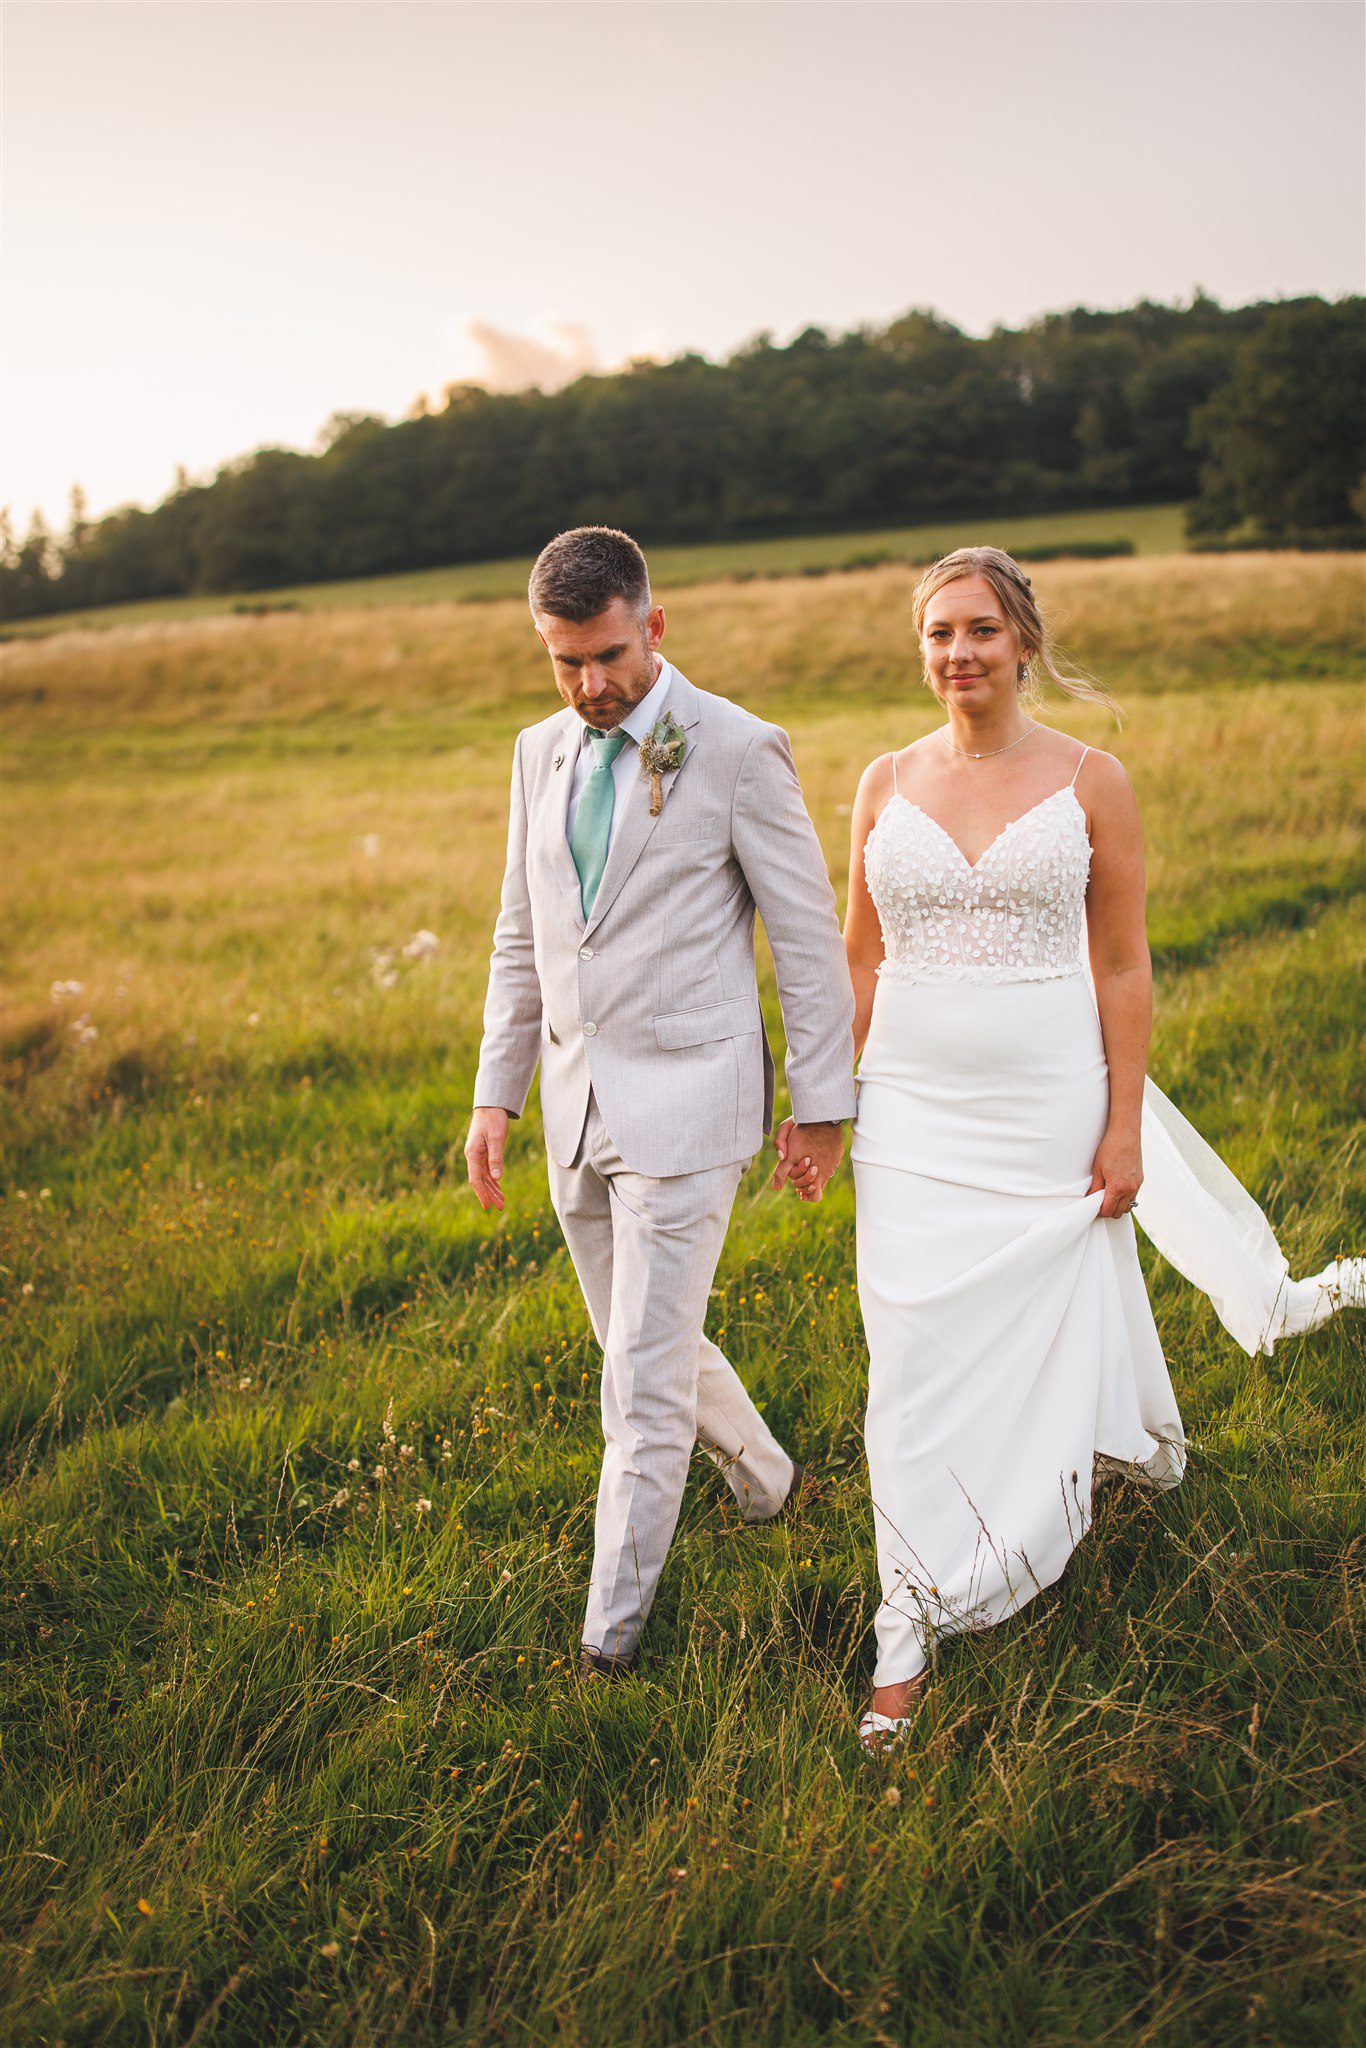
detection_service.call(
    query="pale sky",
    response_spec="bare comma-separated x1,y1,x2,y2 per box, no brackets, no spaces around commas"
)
4,0,1363,534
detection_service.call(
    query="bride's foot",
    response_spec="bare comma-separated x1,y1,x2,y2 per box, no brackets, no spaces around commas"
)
858,1676,926,1754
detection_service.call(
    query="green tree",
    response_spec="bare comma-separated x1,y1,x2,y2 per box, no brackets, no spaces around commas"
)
1188,298,1366,540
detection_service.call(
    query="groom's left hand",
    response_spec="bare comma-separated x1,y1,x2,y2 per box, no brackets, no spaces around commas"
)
772,1118,843,1202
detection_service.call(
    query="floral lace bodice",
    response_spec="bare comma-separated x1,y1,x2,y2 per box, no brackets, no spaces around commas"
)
865,783,1092,984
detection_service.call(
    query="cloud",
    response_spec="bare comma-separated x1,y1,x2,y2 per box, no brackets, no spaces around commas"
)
449,318,603,395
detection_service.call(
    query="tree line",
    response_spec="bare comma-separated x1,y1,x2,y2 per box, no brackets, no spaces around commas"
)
4,293,1362,619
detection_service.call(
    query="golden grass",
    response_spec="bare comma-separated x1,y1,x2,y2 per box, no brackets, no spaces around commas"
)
3,553,1360,740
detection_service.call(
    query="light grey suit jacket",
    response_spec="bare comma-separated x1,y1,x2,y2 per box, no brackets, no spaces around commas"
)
473,666,856,1177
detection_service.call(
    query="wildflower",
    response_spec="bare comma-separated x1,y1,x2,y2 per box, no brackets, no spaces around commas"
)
373,1466,387,1483
238,1376,253,1391
50,979,84,1002
71,1016,98,1045
400,1444,414,1460
21,1283,34,1297
347,1458,360,1472
382,1401,397,1444
358,833,380,858
319,1940,340,1958
39,1189,51,1201
247,1013,261,1027
137,1897,153,1917
884,1786,902,1807
402,929,440,961
415,1499,432,1516
332,1489,350,1508
499,1568,513,1584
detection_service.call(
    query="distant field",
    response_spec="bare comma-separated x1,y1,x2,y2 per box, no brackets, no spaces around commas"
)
3,501,1187,639
1,551,1363,2046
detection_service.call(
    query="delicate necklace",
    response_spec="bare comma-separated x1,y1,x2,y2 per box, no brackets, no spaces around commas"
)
940,721,1039,761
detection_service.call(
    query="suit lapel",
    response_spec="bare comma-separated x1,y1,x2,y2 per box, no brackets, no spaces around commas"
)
583,671,701,938
545,710,587,927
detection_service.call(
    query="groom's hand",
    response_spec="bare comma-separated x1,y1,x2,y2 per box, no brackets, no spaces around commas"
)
465,1107,511,1212
772,1118,843,1202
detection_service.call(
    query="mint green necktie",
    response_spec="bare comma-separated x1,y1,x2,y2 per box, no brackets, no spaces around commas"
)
570,728,630,918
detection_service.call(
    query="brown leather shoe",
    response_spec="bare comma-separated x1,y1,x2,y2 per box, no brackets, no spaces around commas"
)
578,1646,635,1684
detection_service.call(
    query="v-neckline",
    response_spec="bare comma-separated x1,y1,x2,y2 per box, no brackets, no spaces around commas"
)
889,785,1082,873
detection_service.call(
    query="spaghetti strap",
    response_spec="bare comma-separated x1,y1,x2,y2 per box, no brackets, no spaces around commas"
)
890,750,899,796
1069,745,1091,787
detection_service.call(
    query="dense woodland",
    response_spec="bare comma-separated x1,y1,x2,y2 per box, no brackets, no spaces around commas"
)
4,292,1362,618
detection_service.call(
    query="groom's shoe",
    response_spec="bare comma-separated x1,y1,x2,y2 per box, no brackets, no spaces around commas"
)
578,1645,635,1685
773,1461,812,1523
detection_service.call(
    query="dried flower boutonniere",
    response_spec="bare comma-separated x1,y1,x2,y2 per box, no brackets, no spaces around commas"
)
638,712,687,816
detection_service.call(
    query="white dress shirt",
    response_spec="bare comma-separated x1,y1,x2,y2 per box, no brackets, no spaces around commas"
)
565,655,674,852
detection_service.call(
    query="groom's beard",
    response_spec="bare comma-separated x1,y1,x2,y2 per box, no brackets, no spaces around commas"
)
571,645,658,729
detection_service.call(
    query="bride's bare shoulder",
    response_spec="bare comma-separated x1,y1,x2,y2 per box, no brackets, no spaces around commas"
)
856,732,937,798
1069,742,1133,797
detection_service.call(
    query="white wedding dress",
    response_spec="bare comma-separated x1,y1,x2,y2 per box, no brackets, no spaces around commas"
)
851,748,1363,1687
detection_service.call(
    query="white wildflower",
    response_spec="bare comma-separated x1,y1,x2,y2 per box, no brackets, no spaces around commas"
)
246,1012,261,1027
415,1499,432,1516
21,1282,34,1296
373,1465,387,1483
39,1189,51,1201
402,929,440,961
358,833,380,859
498,1569,513,1584
399,1443,414,1460
381,1400,396,1444
50,979,84,1003
237,1376,253,1390
71,1016,99,1045
332,1488,350,1509
347,1457,360,1473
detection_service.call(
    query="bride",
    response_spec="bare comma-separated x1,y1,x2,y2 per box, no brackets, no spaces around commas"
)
780,544,1363,1751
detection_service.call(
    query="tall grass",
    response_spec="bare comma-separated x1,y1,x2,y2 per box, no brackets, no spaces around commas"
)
1,555,1362,2045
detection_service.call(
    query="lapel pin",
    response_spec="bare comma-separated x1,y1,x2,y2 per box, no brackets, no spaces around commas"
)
553,752,564,769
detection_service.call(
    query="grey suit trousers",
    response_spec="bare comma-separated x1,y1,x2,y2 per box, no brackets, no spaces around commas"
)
549,1092,794,1660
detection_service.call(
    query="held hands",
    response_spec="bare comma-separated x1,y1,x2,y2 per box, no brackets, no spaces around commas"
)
772,1118,844,1203
465,1107,511,1212
1088,1123,1142,1219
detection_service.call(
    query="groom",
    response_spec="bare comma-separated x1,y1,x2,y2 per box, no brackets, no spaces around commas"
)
465,527,854,1675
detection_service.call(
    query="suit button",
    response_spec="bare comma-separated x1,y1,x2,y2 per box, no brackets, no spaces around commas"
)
583,1022,597,1036
579,945,594,961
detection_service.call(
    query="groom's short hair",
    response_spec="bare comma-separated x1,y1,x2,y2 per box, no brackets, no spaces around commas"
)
528,527,652,623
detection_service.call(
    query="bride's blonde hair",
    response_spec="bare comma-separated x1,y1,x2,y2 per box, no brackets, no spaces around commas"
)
911,546,1121,719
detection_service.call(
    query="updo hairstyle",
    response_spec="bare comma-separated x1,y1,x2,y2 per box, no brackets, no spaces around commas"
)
911,546,1120,718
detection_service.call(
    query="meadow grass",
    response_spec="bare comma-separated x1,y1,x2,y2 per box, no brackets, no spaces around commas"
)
2,501,1186,641
1,554,1363,2045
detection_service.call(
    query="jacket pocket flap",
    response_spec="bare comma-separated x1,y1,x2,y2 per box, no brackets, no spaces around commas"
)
655,996,761,1051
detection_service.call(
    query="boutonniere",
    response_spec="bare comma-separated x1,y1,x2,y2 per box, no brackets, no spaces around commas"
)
638,713,687,817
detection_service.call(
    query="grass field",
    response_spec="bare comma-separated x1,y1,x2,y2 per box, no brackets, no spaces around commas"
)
2,552,1363,2046
2,501,1186,640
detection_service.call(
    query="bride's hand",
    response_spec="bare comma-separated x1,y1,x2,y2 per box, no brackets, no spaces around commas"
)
773,1117,835,1202
1088,1126,1143,1219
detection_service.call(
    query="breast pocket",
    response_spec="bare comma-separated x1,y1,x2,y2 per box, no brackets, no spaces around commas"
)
655,995,761,1050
